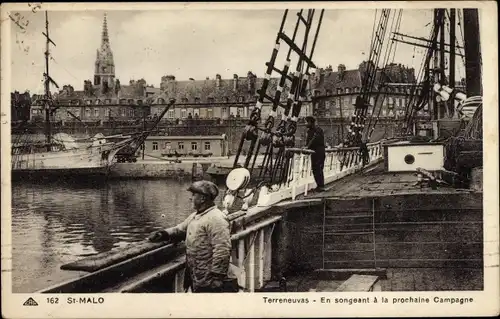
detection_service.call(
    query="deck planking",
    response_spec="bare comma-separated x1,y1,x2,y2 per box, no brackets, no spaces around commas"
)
298,162,475,201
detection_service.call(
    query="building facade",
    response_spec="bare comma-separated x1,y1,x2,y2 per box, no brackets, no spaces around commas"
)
141,135,228,157
30,14,437,126
310,63,430,120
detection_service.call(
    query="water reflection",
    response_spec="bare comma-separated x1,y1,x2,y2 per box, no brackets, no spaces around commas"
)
11,179,225,292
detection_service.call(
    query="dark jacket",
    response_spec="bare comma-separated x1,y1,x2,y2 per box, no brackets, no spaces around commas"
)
306,126,326,155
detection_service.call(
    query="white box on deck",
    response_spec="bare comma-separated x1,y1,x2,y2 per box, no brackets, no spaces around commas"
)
383,141,444,172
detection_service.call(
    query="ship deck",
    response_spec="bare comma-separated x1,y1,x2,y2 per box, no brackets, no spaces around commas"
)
298,161,471,200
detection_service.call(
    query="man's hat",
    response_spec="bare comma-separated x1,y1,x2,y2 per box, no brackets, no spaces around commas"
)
187,180,219,200
305,116,316,123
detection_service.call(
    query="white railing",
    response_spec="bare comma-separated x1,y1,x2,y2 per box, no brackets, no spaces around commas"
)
254,141,384,207
139,213,282,293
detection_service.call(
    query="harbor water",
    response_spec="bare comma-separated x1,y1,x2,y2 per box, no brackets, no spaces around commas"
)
10,179,225,293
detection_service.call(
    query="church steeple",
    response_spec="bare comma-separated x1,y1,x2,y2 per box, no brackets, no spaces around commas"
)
101,13,109,46
94,13,115,95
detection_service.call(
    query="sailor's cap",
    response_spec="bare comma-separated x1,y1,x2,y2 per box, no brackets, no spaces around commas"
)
187,180,219,200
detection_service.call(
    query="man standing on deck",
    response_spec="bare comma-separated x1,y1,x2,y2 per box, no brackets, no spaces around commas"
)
305,116,326,192
148,180,232,293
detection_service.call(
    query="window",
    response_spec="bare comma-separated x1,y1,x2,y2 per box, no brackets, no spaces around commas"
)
337,88,343,95
94,109,99,117
167,110,175,118
178,142,184,150
85,108,91,117
204,142,211,151
121,108,126,116
207,97,215,104
191,142,198,151
193,108,200,117
74,109,80,117
152,142,158,151
237,107,244,117
388,97,394,109
86,100,92,105
120,99,127,104
158,98,165,104
182,98,188,103
105,99,111,105
223,97,229,103
222,107,227,118
194,97,200,104
164,142,171,150
95,99,101,105
207,108,213,118
345,88,350,94
238,96,244,103
181,109,187,118
105,108,110,117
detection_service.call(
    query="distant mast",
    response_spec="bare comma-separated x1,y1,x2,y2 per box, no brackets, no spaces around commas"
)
42,11,58,150
43,11,51,147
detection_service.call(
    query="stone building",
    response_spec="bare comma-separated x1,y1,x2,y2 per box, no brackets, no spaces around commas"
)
149,73,312,122
42,13,312,124
45,14,159,123
310,62,430,120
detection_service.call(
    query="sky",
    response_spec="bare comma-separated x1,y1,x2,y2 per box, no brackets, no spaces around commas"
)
7,6,467,94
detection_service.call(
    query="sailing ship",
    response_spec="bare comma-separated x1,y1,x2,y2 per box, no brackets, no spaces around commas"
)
11,11,172,179
37,7,485,294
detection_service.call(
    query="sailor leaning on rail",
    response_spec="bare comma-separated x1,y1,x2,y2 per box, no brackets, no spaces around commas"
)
148,180,234,293
305,116,326,192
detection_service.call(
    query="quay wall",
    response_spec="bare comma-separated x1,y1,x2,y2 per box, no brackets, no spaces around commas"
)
108,161,212,179
12,120,403,154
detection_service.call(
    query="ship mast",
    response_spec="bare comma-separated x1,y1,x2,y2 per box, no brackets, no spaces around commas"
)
42,11,58,150
463,9,482,96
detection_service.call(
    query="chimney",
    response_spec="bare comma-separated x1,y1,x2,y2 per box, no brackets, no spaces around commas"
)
233,74,238,91
337,64,346,81
216,74,221,87
247,71,255,93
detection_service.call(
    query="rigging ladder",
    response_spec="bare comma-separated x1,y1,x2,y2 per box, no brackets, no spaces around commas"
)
232,9,325,189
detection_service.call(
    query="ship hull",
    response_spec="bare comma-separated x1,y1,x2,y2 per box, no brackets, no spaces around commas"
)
11,141,128,181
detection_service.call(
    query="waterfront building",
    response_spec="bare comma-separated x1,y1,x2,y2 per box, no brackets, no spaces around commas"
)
28,14,461,126
139,135,229,158
310,62,430,120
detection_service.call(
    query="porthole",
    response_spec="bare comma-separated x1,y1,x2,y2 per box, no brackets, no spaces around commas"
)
404,154,415,165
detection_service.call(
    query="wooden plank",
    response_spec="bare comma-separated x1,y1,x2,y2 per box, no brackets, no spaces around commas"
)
375,193,483,211
374,224,483,243
375,209,483,223
313,280,343,292
60,241,170,272
335,274,379,292
314,268,387,281
375,242,483,260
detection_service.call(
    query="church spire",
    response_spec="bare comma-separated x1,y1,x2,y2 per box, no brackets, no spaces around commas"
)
94,12,115,95
101,13,109,46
